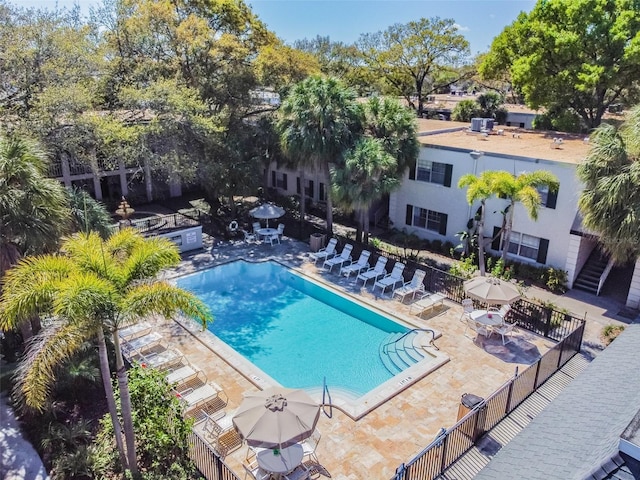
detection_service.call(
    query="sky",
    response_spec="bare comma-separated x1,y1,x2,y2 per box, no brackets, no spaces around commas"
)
19,0,536,55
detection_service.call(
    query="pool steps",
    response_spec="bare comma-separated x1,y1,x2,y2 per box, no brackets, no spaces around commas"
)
379,331,425,374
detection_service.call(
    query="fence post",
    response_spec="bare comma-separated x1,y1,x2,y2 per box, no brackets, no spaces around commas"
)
505,367,518,414
394,463,406,480
543,307,553,337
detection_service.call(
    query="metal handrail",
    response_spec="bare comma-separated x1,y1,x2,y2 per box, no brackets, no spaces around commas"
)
321,376,332,419
597,257,615,296
381,328,438,353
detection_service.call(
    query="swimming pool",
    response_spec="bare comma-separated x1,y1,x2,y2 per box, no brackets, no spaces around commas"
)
176,260,418,396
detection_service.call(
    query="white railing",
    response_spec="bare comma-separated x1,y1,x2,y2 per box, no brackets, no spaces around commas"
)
597,257,616,296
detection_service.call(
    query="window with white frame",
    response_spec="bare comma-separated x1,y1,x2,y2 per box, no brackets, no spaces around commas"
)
406,204,448,235
507,231,540,260
537,186,549,206
416,159,447,185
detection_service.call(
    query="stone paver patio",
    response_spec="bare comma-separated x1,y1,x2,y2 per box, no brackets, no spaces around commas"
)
155,235,558,480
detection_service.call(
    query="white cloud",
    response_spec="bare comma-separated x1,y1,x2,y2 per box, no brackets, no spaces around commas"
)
454,23,470,32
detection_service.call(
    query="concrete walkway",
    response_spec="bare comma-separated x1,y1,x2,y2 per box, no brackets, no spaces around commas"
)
0,393,49,480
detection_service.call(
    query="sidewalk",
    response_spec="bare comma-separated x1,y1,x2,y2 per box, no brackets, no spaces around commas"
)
0,393,49,480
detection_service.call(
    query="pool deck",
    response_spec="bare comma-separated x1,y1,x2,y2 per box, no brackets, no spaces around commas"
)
158,235,558,479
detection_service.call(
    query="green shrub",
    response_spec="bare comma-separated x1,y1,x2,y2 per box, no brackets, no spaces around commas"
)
601,324,625,346
443,241,455,256
431,239,443,253
451,99,480,122
448,253,477,279
545,268,568,293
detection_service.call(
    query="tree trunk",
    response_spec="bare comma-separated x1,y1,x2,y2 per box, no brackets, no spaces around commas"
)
501,202,514,263
96,327,128,471
299,169,306,223
112,331,139,477
363,207,371,244
324,165,333,235
354,209,363,243
477,202,486,276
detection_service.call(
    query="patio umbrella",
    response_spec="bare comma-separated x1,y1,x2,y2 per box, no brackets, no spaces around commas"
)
232,387,320,449
463,276,521,305
250,203,285,227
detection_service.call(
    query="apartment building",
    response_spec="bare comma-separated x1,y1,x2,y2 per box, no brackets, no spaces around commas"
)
267,119,640,309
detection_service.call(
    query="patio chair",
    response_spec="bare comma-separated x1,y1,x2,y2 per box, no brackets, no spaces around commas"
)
242,229,257,243
267,230,280,246
492,322,516,345
460,298,474,323
243,457,269,480
392,269,427,302
489,304,512,320
176,382,225,412
136,347,184,370
410,292,446,317
464,318,491,339
309,238,338,264
118,321,152,342
323,244,353,272
284,464,311,480
373,262,406,295
202,409,236,442
339,250,371,278
301,429,321,463
356,257,388,286
276,223,285,239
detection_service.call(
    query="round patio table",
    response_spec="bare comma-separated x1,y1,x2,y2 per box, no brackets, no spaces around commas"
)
470,310,503,326
256,444,303,477
256,228,278,241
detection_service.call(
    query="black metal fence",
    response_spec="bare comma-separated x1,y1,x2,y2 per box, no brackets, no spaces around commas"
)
391,321,585,480
127,212,199,235
188,431,241,480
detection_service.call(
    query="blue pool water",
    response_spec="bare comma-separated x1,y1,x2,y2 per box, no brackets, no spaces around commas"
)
175,260,409,396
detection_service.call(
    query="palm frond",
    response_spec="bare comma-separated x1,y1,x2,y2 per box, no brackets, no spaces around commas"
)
14,320,94,411
121,282,212,330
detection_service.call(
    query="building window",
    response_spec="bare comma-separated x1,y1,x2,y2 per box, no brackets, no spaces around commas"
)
416,159,446,184
507,231,540,260
272,172,287,190
406,204,448,235
537,185,558,209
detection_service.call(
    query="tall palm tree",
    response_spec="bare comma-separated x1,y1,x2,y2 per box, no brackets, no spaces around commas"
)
490,170,559,262
458,171,498,276
332,137,398,242
0,230,212,476
277,76,362,234
578,105,640,263
0,136,70,338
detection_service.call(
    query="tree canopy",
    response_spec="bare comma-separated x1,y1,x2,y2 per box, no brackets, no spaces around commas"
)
357,17,471,116
480,0,640,128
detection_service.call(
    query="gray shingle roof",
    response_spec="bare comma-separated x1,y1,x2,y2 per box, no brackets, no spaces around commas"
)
475,324,640,480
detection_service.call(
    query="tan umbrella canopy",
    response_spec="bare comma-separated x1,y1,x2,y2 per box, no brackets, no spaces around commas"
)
250,203,285,227
464,276,521,305
232,387,320,449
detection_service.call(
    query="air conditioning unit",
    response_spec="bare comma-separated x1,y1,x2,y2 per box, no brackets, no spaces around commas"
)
482,118,495,131
470,118,483,132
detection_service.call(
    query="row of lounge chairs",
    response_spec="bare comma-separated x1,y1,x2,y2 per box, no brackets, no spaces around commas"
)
119,322,228,421
309,239,448,316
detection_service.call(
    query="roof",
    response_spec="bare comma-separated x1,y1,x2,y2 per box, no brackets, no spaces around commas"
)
475,325,640,480
415,121,591,164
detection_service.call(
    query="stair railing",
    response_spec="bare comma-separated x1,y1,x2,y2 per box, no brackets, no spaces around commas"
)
321,376,333,418
597,257,616,296
381,328,438,354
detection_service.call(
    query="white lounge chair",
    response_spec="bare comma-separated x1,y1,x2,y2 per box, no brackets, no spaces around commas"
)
176,382,225,411
410,292,446,316
136,348,184,370
121,332,163,360
165,364,203,386
374,262,406,294
340,250,371,278
392,270,427,302
356,257,388,286
323,244,353,272
118,321,152,341
309,238,338,264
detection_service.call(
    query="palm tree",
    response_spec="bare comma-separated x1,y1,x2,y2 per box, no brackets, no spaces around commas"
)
277,76,362,234
578,105,640,263
332,137,398,242
0,136,70,338
490,170,559,262
0,230,212,475
361,96,419,177
458,171,498,276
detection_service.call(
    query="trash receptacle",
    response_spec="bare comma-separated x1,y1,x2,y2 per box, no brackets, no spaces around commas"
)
457,393,484,421
310,233,326,252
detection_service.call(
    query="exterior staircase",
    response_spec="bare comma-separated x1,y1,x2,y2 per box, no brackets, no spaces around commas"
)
573,249,609,294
